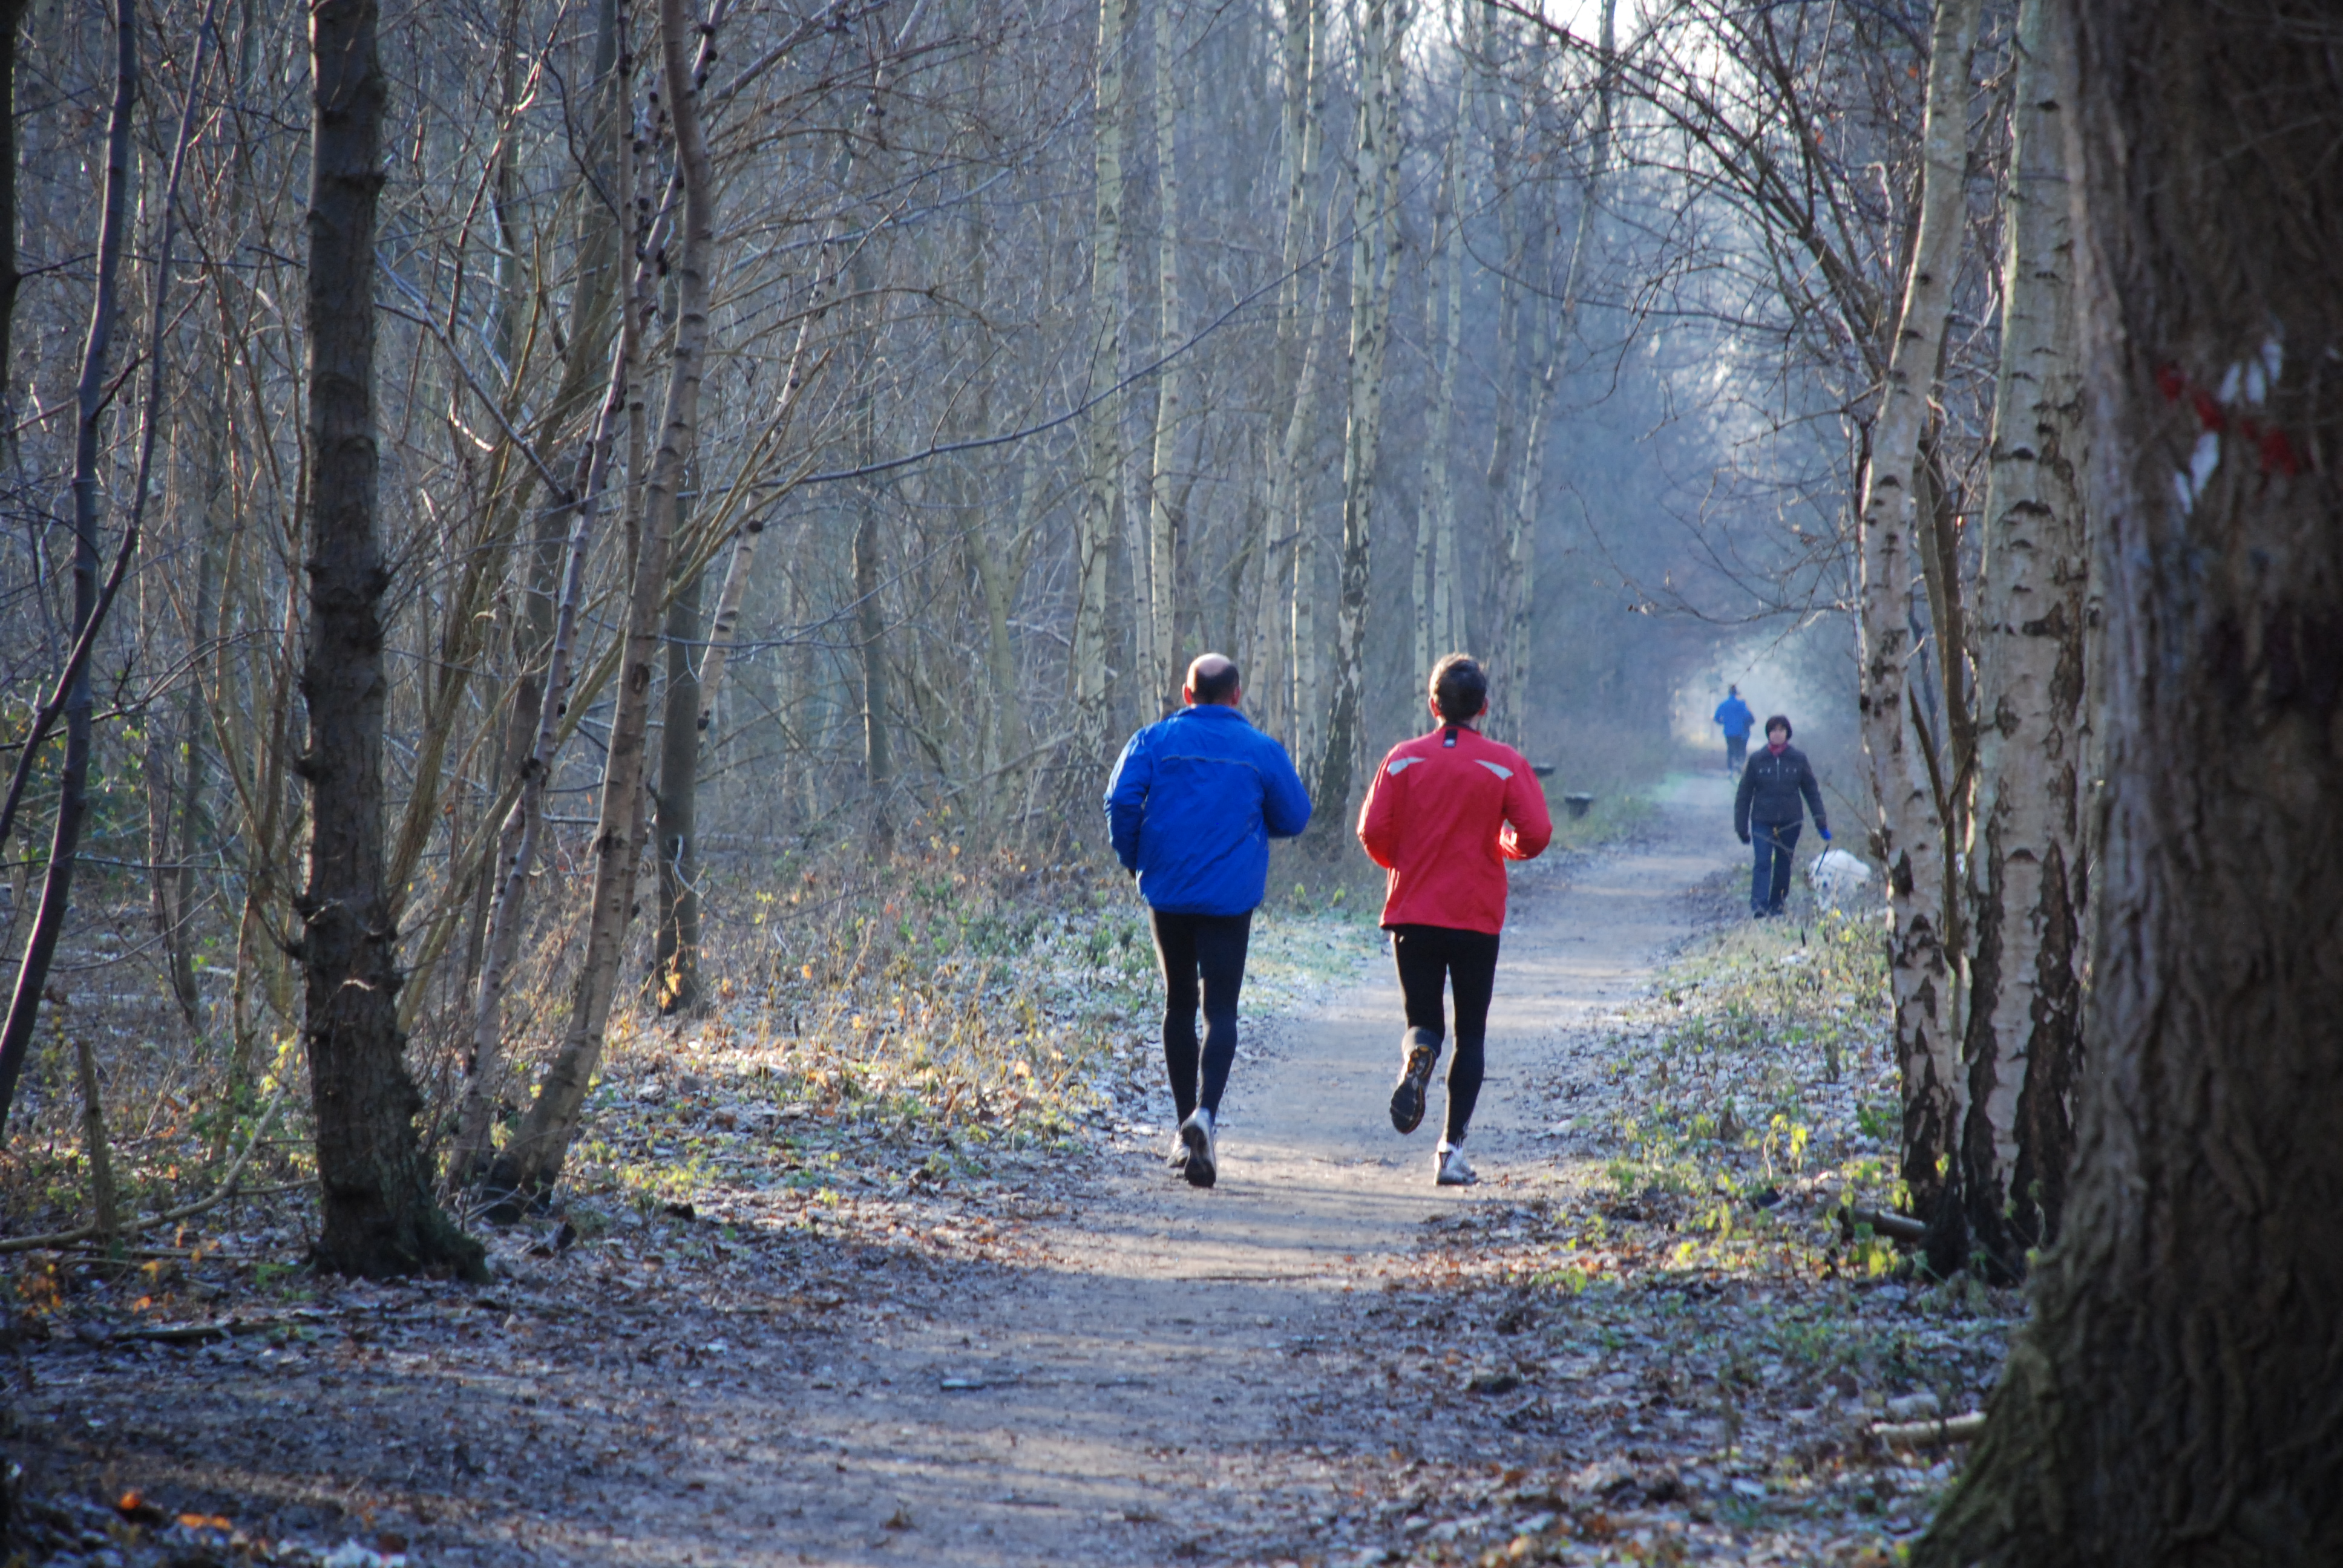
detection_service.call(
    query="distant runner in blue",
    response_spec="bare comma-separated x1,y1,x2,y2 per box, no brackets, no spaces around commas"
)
1713,685,1754,775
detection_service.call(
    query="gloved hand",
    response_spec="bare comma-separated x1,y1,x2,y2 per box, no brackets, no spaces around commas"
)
1819,827,1832,842
1738,832,1751,845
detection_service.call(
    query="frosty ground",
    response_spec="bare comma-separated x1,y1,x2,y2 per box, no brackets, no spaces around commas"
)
6,773,2021,1566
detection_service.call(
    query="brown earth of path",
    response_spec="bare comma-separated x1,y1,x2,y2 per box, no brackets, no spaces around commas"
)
11,774,1749,1567
698,773,1738,1566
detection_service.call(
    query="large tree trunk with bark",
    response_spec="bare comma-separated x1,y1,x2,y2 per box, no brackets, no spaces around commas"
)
1918,1,2343,1559
1248,0,1320,739
485,0,718,1206
1948,0,2088,1284
1855,0,1980,1226
296,0,478,1276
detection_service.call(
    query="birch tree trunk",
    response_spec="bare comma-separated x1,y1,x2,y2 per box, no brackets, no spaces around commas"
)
1414,114,1462,684
1072,0,1133,767
1495,0,1613,750
1855,0,1981,1226
1280,266,1333,760
1948,0,2088,1284
295,0,479,1275
485,0,719,1206
1309,0,1397,831
1249,0,1319,740
1919,0,2343,1555
1142,0,1183,712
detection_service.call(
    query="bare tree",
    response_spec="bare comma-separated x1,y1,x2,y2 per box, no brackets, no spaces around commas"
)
1309,0,1400,834
0,0,140,1137
485,0,722,1207
1141,0,1184,712
1071,0,1134,768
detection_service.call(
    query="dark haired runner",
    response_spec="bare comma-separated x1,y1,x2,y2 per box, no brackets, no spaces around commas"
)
1106,653,1312,1187
1356,655,1552,1186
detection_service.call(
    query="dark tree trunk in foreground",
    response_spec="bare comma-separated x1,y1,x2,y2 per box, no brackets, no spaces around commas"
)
1919,0,2343,1560
297,0,479,1279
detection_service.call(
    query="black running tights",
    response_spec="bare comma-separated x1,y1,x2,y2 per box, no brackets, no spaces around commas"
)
1149,909,1252,1120
1390,923,1502,1143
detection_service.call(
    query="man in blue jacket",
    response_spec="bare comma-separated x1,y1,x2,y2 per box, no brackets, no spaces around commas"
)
1714,685,1754,775
1106,653,1312,1188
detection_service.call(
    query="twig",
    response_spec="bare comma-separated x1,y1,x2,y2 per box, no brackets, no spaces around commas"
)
1874,1411,1987,1447
1844,1204,1927,1243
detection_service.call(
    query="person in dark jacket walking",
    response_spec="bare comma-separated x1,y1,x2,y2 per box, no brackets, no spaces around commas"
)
1734,714,1829,918
1713,685,1754,775
1106,653,1312,1188
1357,655,1553,1186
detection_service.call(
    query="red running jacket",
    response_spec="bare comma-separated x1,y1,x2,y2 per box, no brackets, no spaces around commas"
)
1357,723,1553,935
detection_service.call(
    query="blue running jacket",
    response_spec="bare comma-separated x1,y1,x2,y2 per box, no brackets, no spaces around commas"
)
1104,705,1312,915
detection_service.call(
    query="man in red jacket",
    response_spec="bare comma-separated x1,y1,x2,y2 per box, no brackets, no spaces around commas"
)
1356,655,1553,1185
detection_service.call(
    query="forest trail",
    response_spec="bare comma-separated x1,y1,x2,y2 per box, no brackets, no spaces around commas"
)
14,772,1761,1568
731,771,1737,1566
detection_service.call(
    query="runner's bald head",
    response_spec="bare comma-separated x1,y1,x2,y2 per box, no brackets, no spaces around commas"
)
1185,653,1240,707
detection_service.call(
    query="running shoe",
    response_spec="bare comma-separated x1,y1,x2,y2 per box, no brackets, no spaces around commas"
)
1165,1130,1190,1174
1389,1027,1439,1135
1179,1107,1217,1189
1435,1143,1476,1186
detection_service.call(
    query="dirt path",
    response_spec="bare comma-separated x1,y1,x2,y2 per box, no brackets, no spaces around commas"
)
724,772,1738,1566
13,774,1752,1568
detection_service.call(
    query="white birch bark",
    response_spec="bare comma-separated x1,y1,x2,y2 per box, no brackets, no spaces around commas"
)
1143,0,1183,712
1856,0,1983,1224
1954,0,2087,1277
1253,0,1321,743
1498,0,1613,746
1310,0,1399,818
1072,0,1133,764
1414,102,1463,684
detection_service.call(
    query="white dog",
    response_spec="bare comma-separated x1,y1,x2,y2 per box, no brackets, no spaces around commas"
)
1807,847,1874,910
